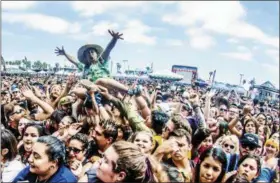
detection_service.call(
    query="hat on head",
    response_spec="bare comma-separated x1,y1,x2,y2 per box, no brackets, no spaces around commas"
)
59,96,73,106
11,87,20,93
77,44,104,64
240,133,260,148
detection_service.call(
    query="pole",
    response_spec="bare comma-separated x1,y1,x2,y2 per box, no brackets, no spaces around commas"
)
212,70,216,84
240,74,244,85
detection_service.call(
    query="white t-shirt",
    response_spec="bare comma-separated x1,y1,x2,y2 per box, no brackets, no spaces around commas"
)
2,158,25,182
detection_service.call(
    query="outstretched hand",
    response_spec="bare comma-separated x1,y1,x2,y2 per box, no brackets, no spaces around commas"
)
55,46,66,56
108,30,123,40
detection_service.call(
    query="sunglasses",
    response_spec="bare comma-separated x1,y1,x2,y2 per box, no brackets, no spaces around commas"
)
224,143,235,149
10,109,24,116
66,147,83,154
241,143,255,151
219,108,228,112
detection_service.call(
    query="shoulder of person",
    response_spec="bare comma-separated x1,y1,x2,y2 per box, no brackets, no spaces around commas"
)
52,165,77,183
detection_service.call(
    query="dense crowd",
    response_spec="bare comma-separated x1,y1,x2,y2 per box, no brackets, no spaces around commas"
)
1,30,279,183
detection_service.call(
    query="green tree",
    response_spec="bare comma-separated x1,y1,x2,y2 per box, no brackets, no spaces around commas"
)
42,62,48,70
32,60,43,70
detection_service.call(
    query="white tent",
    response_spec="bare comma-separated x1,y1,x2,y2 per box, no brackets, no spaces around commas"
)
27,69,37,74
55,70,67,75
149,70,184,80
39,70,48,74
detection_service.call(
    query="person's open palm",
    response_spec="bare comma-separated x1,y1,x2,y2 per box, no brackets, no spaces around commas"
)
55,46,66,56
108,30,124,40
21,86,35,100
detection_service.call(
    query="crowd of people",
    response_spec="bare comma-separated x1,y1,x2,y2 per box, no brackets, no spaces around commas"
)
1,30,279,183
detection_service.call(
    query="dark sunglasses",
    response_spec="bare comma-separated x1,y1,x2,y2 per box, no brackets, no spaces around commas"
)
219,108,228,112
67,147,82,154
224,143,235,149
241,143,255,151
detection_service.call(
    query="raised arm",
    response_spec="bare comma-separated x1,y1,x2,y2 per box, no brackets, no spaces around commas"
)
100,30,123,63
55,46,79,68
21,86,54,121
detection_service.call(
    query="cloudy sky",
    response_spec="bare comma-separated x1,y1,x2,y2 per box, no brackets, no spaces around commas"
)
2,1,279,87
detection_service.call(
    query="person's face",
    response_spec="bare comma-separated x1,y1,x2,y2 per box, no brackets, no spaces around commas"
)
58,117,71,136
12,90,21,100
112,107,121,118
18,118,30,136
85,49,98,64
9,105,25,122
265,142,279,157
238,158,259,182
228,107,239,119
199,156,222,183
206,118,219,138
162,120,175,140
257,115,266,126
271,133,280,141
92,124,108,151
28,142,56,176
61,104,72,115
235,121,243,133
67,139,86,161
50,85,61,98
133,133,153,154
200,136,213,149
245,121,256,134
222,139,236,154
96,146,122,183
219,105,228,117
255,140,263,156
23,126,40,152
116,128,123,141
210,107,217,118
266,116,273,128
169,136,190,161
257,126,265,142
240,143,256,156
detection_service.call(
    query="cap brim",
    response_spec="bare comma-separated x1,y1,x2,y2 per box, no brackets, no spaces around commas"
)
240,140,261,148
77,44,104,64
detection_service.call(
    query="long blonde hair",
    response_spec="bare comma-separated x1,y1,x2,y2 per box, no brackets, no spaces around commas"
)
112,141,169,182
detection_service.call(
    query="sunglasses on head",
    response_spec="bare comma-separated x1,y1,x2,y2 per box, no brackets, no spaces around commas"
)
10,109,24,116
224,143,235,149
67,147,82,154
241,143,255,151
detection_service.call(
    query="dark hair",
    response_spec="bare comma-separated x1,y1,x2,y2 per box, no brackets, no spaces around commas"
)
119,125,133,141
169,128,192,145
225,174,250,183
22,123,50,139
216,97,230,109
70,133,89,151
237,154,261,177
1,129,18,161
195,147,227,183
192,128,211,148
99,119,118,142
37,136,66,166
151,110,169,134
